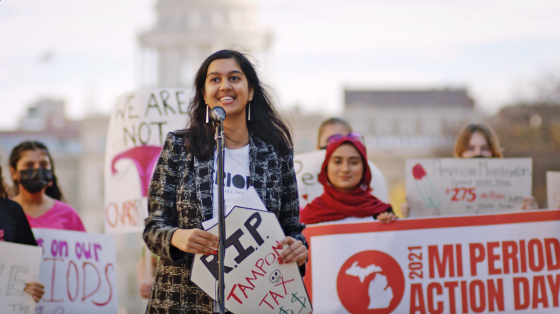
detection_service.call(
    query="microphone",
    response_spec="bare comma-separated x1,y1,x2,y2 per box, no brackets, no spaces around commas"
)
210,106,226,122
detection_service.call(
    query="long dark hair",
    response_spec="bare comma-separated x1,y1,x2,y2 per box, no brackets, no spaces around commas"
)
9,141,64,201
185,50,293,157
0,163,8,198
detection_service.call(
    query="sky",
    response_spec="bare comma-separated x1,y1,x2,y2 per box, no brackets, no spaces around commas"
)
1,0,559,130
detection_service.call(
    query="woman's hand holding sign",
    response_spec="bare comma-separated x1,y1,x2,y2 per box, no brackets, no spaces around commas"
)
278,236,308,267
171,228,219,255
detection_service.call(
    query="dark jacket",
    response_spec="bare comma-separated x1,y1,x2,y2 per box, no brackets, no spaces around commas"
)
143,130,306,314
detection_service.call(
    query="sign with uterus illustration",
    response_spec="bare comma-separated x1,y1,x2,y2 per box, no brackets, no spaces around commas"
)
104,88,191,234
405,158,532,217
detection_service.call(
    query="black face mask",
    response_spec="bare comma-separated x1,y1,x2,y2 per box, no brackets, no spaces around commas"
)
472,155,489,158
19,168,53,194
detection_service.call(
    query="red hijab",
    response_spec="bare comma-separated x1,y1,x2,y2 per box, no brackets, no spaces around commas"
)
300,136,392,224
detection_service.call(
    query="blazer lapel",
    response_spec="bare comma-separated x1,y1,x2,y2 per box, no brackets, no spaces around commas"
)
194,154,214,221
249,135,269,204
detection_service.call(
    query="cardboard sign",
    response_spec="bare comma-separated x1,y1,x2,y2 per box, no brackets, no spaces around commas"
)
547,172,560,209
303,210,560,314
0,241,41,314
191,191,312,314
294,150,389,208
405,158,532,217
32,229,118,314
104,88,191,234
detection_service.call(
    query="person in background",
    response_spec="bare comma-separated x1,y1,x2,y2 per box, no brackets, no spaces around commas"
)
301,134,396,224
9,141,86,231
317,117,353,150
0,161,45,302
314,117,390,203
401,123,538,217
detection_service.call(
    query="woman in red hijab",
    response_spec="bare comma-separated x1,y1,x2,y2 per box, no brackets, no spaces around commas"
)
300,134,397,224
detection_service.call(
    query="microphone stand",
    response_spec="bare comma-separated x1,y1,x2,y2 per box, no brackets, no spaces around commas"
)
214,119,226,314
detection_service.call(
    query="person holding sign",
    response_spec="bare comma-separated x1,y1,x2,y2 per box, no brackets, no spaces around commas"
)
143,50,308,313
9,141,86,231
402,123,538,217
0,162,45,302
300,134,396,224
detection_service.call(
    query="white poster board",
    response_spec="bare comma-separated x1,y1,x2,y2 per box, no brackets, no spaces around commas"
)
547,171,560,209
191,190,312,314
32,229,118,314
304,210,560,314
0,241,41,314
405,158,532,217
104,88,191,234
294,150,389,208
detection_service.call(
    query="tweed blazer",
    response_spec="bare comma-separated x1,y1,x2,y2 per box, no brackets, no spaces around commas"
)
143,130,307,314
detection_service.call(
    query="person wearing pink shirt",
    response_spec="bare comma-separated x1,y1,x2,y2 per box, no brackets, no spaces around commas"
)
9,141,86,232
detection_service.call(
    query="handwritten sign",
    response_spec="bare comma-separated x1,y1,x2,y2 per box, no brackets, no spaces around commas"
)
104,88,191,233
32,229,118,314
547,172,560,209
0,241,41,314
191,190,312,314
405,158,532,217
303,210,560,313
294,150,389,208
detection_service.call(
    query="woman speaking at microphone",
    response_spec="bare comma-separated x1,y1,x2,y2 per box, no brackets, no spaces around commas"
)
143,50,308,313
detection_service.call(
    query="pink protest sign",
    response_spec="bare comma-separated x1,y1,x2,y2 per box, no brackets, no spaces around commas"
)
104,88,191,234
32,228,118,314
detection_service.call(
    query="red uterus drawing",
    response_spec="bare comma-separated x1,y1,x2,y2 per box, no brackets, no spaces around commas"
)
111,145,162,197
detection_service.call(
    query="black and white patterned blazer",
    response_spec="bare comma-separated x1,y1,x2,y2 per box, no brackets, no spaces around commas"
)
143,130,307,314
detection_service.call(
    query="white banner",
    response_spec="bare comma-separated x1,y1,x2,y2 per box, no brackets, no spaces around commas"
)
547,172,560,210
191,189,312,314
104,88,191,234
0,241,41,314
405,158,532,217
32,229,118,314
294,150,389,208
304,209,560,314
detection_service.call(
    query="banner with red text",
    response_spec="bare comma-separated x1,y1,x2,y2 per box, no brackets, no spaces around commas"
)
303,209,560,314
104,88,191,233
405,158,532,217
0,241,41,314
33,229,118,314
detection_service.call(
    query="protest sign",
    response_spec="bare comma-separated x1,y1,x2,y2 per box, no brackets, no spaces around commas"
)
303,209,560,314
191,189,312,314
547,171,560,209
104,88,191,234
294,150,389,208
0,241,41,314
405,158,532,217
32,229,118,314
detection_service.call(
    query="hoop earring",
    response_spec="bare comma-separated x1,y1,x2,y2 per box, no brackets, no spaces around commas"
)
206,105,209,123
248,102,251,121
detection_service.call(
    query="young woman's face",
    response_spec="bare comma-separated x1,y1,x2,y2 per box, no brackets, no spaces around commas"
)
203,58,254,120
327,143,364,193
10,149,52,182
317,123,351,150
461,132,493,158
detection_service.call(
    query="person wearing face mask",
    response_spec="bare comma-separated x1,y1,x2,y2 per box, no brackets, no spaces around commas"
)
9,141,86,231
300,134,396,224
401,123,538,217
0,160,46,302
